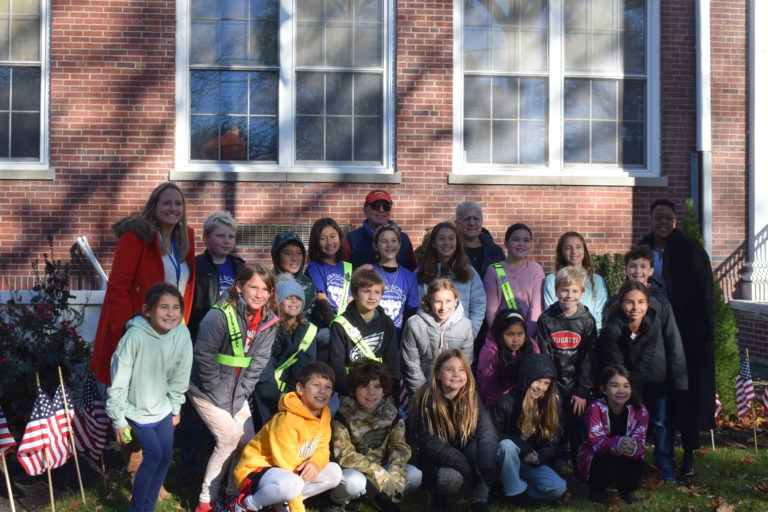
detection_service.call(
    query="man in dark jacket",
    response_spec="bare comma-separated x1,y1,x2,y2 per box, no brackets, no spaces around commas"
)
639,198,715,480
455,201,504,279
345,189,417,270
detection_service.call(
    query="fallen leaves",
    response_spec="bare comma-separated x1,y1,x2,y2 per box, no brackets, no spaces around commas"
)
738,455,755,465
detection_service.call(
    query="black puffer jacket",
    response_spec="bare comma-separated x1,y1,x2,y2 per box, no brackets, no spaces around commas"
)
464,228,505,279
411,394,499,490
491,354,560,465
189,250,245,341
599,307,688,401
536,303,596,399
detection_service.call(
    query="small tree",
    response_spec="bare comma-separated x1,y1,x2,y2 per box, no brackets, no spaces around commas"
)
592,253,627,297
680,199,740,418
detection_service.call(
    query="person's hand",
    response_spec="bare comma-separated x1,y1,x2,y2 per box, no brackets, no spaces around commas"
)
618,436,636,455
359,264,374,271
571,395,586,415
114,426,131,445
523,450,540,464
380,476,398,497
172,414,181,427
296,461,319,482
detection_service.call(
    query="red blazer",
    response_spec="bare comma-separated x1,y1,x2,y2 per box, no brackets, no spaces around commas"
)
91,217,196,384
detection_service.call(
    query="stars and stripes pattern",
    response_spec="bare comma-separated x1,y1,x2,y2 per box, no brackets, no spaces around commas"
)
0,406,16,455
736,357,755,418
71,373,109,460
714,392,722,419
762,386,768,412
16,388,71,476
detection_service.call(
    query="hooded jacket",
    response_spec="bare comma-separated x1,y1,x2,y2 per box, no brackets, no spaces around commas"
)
255,321,318,414
329,304,398,395
105,316,193,429
271,232,317,320
189,249,245,341
187,296,278,415
491,354,560,465
599,307,688,399
576,398,649,478
91,215,196,384
234,392,332,512
417,262,486,337
400,301,474,395
536,302,596,399
331,395,410,497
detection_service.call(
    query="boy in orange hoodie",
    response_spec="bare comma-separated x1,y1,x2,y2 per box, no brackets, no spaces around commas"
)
232,362,342,512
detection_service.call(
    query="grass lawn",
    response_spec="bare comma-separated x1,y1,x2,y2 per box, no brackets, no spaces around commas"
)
27,446,768,512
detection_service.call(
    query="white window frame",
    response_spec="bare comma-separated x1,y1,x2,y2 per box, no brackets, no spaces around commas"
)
452,0,660,180
0,0,51,179
174,0,396,180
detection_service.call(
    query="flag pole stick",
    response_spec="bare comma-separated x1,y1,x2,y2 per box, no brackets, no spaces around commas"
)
1,451,16,512
100,453,108,491
57,367,87,504
710,429,715,450
37,373,56,512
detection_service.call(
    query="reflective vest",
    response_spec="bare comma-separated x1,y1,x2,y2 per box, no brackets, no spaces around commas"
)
336,262,353,315
493,263,519,310
331,315,382,372
274,322,318,392
212,303,252,368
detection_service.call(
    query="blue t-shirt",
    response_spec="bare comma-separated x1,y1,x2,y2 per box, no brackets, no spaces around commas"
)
373,264,419,336
215,259,236,293
305,260,349,314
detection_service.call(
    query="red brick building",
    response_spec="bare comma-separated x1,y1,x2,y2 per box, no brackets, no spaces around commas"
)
1,0,765,358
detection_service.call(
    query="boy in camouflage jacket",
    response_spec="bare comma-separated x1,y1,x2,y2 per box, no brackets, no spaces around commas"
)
325,360,422,512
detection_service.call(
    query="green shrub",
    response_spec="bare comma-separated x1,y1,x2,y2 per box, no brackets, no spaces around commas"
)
592,253,626,297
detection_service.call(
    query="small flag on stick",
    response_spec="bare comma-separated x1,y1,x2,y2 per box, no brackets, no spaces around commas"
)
0,406,16,455
714,392,722,419
72,373,109,461
16,388,71,476
736,357,755,419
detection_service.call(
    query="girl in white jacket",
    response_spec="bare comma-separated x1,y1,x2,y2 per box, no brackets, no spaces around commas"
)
401,278,474,395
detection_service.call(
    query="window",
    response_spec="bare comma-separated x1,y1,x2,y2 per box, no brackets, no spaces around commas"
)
455,0,658,177
177,0,394,177
0,0,48,172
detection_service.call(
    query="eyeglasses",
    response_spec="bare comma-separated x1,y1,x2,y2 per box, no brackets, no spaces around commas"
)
369,202,392,212
460,216,482,224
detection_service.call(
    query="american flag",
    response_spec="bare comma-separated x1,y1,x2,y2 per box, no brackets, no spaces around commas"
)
16,388,71,475
714,392,722,419
72,373,109,460
762,387,768,412
0,406,16,455
736,357,755,418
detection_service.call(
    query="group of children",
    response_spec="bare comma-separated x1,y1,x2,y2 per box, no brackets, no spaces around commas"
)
104,210,691,512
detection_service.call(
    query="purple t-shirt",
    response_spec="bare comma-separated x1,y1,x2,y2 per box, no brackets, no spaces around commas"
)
305,260,349,313
373,264,419,335
215,258,236,293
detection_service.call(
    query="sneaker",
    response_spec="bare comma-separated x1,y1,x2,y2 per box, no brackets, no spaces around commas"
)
375,495,401,512
229,495,255,512
678,453,695,480
620,491,639,504
428,492,447,511
512,491,540,510
195,502,214,512
660,466,676,482
588,489,606,504
320,503,344,512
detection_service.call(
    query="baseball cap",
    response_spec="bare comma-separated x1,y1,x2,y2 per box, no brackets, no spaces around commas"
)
364,189,393,206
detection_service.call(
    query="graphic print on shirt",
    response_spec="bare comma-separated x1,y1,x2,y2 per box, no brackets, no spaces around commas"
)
349,332,385,362
380,285,407,328
325,271,346,312
551,331,582,350
297,433,321,460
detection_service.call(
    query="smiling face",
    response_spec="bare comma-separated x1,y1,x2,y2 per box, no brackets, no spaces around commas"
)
625,257,654,285
622,289,648,325
280,295,303,318
354,284,384,317
296,374,334,417
318,225,341,260
432,227,458,263
502,322,526,352
505,228,532,262
601,374,632,411
278,243,304,274
237,274,271,314
205,225,236,263
364,201,392,230
145,293,182,335
650,204,676,241
561,236,585,269
527,378,551,401
436,357,468,399
354,378,385,413
456,208,483,242
431,288,457,324
374,228,401,265
154,188,184,232
556,283,584,315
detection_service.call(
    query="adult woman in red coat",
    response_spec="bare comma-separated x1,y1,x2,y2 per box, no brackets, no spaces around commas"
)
91,182,196,385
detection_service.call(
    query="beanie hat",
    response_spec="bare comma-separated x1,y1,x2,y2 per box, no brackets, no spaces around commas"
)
275,273,305,304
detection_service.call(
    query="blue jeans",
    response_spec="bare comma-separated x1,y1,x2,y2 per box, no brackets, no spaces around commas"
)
129,414,174,512
643,383,673,472
496,439,566,500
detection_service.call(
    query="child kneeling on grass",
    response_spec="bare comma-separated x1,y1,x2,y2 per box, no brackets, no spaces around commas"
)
232,362,342,512
325,359,422,512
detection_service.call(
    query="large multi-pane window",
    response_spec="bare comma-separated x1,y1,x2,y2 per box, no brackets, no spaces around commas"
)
183,0,390,171
458,0,655,175
0,0,43,162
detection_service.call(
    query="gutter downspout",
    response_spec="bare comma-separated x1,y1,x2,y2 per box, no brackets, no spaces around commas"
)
695,0,713,255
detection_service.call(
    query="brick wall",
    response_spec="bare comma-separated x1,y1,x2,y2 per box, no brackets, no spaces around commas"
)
0,0,749,301
734,310,768,364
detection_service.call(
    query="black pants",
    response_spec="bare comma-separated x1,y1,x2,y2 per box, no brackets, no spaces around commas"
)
557,397,587,474
588,453,646,494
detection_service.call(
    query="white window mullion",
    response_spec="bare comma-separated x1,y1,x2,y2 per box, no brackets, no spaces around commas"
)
279,0,295,169
452,0,464,172
549,0,564,172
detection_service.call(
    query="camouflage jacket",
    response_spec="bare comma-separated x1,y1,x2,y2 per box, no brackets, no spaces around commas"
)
331,396,410,497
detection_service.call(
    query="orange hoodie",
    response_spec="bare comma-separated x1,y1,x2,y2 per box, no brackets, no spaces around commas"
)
234,392,331,512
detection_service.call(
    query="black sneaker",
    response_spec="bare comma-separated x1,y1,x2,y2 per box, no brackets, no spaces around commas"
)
588,489,606,503
620,492,639,504
428,492,447,511
320,503,344,512
678,453,695,480
512,491,540,510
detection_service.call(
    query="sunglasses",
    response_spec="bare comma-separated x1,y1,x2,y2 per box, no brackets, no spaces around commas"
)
368,202,392,212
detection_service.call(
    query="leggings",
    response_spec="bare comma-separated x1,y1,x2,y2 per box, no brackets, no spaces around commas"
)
129,414,174,512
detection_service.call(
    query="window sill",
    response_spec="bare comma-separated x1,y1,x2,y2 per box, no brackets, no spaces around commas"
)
448,173,668,187
730,300,768,316
0,166,54,180
170,168,401,184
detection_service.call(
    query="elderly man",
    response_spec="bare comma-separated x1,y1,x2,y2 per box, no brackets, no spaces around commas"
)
345,189,417,270
455,200,504,279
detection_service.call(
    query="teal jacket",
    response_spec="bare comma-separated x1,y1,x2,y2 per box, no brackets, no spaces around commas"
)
106,316,193,429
